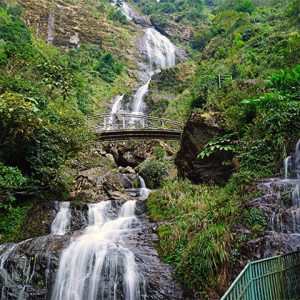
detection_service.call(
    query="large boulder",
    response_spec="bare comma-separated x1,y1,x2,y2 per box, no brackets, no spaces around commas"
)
103,141,173,168
175,111,234,184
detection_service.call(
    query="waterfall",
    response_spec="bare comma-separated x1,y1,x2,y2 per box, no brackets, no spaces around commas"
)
131,28,176,115
51,201,71,235
143,28,176,72
284,156,291,180
107,95,124,128
111,1,177,117
51,200,146,300
47,11,55,44
132,80,150,114
0,244,17,299
293,184,300,207
138,176,150,200
111,0,136,20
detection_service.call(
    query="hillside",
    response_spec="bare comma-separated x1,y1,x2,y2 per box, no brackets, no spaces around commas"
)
0,0,300,299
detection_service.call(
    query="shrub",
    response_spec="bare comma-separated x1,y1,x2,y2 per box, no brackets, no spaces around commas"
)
94,51,124,83
108,8,128,25
236,0,255,14
138,158,171,188
0,162,28,209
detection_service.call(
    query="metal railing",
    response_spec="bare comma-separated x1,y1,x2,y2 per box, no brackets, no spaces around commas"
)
89,113,183,132
221,251,300,300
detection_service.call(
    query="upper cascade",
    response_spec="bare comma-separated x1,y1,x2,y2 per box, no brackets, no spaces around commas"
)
143,27,176,72
110,0,178,116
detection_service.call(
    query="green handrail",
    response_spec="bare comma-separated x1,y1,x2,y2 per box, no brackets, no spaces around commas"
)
221,251,300,300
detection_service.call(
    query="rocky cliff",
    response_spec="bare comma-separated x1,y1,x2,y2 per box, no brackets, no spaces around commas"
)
175,111,234,184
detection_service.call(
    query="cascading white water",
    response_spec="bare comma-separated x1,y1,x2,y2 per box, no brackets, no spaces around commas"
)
51,200,146,300
132,80,150,115
110,1,177,121
0,244,17,299
138,176,150,200
284,156,291,180
131,28,176,115
51,202,71,235
143,27,176,72
111,0,136,20
107,95,124,128
293,184,300,207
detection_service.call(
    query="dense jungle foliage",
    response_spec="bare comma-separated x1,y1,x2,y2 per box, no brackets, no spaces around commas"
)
0,1,131,241
0,0,299,298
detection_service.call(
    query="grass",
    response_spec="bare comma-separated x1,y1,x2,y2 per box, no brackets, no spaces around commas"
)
147,179,240,298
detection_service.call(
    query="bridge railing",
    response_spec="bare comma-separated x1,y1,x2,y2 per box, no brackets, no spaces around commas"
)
221,250,300,300
89,113,183,132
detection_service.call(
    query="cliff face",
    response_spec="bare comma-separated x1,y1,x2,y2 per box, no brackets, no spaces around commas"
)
19,0,140,62
175,111,234,184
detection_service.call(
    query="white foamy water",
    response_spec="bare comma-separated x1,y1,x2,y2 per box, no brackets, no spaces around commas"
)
111,1,177,117
51,201,146,300
130,27,176,115
143,27,176,72
51,202,71,235
138,176,150,200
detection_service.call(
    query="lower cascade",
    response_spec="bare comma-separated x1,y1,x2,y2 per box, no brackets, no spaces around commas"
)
51,200,146,300
0,173,183,299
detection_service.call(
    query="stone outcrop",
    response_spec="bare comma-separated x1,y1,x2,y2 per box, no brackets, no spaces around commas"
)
102,141,174,168
133,15,152,27
150,15,194,43
175,111,234,184
229,178,300,281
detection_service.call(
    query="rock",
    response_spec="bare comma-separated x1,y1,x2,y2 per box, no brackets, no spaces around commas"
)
78,167,111,181
133,15,152,27
105,153,115,163
175,47,188,63
109,191,133,201
150,15,193,43
103,141,173,168
0,198,184,300
118,166,136,174
175,111,234,184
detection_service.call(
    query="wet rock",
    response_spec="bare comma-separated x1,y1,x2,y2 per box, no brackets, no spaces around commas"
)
133,15,152,27
175,47,188,63
150,16,193,43
0,235,69,299
118,166,136,174
0,197,184,300
109,191,134,201
103,141,173,168
175,111,234,184
235,178,300,275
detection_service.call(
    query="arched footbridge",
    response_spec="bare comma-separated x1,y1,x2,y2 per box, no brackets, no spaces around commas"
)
89,113,183,141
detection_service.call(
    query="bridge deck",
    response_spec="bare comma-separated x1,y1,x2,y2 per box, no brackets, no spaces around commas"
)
89,113,183,141
95,129,182,141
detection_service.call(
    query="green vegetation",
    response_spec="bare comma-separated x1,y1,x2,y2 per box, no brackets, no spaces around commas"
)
148,180,238,298
138,147,171,188
149,64,300,297
0,2,130,241
137,0,300,297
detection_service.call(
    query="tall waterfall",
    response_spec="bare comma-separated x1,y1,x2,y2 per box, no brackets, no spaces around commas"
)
131,28,176,115
110,1,177,116
51,200,146,300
